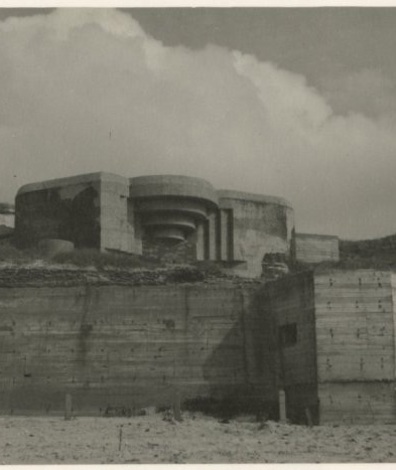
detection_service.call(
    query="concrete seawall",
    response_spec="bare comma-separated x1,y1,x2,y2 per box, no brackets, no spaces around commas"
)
0,282,269,415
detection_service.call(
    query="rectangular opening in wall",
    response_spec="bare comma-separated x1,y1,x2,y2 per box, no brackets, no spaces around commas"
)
279,323,297,348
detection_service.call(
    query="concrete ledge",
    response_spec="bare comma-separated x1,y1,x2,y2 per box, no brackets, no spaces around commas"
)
142,214,196,232
296,233,339,241
217,189,292,209
17,172,129,196
135,199,208,220
129,175,218,207
152,227,185,241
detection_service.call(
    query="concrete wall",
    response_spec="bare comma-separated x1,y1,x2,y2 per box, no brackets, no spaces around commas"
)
99,174,135,253
218,191,294,278
256,272,319,423
314,270,396,423
3,266,395,423
296,233,339,264
256,268,396,424
0,284,265,415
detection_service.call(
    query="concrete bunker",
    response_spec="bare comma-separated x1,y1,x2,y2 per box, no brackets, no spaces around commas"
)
14,172,315,277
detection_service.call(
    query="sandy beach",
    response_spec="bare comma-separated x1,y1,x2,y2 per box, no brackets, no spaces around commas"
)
0,412,395,464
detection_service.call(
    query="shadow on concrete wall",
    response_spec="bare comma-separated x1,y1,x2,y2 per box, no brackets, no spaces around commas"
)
69,187,100,249
16,186,100,249
186,285,319,424
184,288,280,420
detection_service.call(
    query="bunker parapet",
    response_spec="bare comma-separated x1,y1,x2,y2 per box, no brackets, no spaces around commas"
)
295,233,340,264
14,172,337,276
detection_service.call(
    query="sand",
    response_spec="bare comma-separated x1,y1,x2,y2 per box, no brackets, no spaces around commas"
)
0,412,395,464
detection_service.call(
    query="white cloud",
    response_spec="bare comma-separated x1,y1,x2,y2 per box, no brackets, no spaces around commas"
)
1,8,396,239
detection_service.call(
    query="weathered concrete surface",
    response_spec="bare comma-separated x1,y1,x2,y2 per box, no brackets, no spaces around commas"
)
253,272,318,423
317,382,395,424
255,268,396,424
218,191,295,278
130,176,218,246
1,265,394,423
0,283,265,415
99,174,134,253
296,233,339,264
314,270,396,423
129,175,218,207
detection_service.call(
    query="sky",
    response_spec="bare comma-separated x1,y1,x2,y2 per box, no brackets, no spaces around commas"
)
1,7,396,240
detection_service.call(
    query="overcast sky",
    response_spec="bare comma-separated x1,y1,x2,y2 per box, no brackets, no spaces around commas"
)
1,7,396,240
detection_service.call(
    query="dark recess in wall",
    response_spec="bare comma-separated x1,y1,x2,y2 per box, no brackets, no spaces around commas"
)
15,186,100,249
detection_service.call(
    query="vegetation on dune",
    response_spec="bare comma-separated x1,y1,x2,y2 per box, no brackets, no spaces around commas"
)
0,239,228,283
0,240,44,265
0,239,163,269
336,234,396,270
52,249,163,270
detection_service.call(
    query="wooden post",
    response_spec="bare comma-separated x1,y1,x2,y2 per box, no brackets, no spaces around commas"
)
118,426,123,451
65,393,72,420
172,389,182,422
305,407,313,427
279,389,287,423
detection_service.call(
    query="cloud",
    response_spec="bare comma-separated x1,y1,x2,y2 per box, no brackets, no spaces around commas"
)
321,68,396,118
1,8,396,239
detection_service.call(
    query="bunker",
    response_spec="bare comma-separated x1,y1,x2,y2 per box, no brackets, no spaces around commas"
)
15,172,304,277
